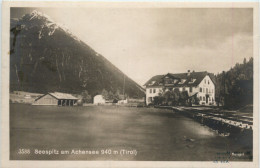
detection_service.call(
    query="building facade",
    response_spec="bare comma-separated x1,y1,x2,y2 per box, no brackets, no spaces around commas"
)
93,95,106,105
144,71,215,106
33,92,78,106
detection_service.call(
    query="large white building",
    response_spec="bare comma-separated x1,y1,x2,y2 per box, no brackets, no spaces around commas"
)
144,71,216,105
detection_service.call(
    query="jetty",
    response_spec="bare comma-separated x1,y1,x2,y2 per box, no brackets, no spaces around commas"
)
157,106,253,137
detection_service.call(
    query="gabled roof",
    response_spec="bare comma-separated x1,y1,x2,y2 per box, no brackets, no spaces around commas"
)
35,92,78,101
49,92,78,100
144,75,164,86
144,71,216,87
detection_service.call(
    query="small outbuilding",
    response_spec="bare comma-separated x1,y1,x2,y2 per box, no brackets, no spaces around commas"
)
93,95,106,105
33,92,78,106
117,99,128,104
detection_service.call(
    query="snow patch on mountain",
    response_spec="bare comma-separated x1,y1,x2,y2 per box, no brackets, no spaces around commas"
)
22,10,81,42
29,10,55,23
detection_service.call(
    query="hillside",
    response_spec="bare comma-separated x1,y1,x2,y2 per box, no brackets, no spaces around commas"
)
10,10,145,98
215,58,253,109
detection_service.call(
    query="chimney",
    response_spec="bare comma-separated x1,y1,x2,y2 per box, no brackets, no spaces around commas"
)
187,70,191,76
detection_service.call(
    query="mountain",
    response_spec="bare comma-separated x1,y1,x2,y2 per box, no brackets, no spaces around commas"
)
10,10,145,98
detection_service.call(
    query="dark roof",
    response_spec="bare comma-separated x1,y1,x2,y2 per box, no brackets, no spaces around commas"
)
144,75,164,86
49,92,78,100
35,92,78,101
144,71,216,87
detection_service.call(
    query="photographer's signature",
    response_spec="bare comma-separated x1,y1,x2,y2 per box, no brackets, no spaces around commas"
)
213,151,252,163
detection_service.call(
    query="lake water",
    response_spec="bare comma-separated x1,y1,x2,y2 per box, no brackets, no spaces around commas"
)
10,104,252,161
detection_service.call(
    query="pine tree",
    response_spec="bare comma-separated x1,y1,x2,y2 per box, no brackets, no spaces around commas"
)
215,57,253,109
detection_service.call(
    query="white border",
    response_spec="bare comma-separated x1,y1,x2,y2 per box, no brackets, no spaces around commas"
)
1,1,259,168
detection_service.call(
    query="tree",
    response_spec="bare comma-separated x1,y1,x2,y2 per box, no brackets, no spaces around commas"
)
114,89,121,99
153,96,164,105
243,58,247,64
172,88,180,104
179,91,189,106
215,57,253,109
163,91,172,104
82,90,92,103
108,91,115,100
101,89,109,100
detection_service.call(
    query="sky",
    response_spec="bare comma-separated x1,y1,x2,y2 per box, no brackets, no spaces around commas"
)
11,7,253,85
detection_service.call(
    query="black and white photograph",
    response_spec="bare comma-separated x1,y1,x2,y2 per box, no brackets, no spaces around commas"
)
1,1,259,168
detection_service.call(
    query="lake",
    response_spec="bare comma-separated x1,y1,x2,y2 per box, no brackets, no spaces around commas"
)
10,104,252,161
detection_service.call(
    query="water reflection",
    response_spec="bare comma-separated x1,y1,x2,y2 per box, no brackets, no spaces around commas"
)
182,118,217,137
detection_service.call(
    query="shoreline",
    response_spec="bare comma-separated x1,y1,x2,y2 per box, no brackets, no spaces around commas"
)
156,106,253,140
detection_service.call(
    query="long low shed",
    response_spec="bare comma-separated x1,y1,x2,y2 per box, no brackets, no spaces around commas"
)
33,92,78,106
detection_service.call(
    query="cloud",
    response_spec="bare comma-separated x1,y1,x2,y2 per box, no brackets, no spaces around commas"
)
11,8,253,85
153,8,253,48
100,33,252,86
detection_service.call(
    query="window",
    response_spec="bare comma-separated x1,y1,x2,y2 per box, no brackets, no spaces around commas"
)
189,87,192,92
200,87,202,92
204,79,206,84
188,78,196,83
150,89,152,93
153,89,156,93
203,97,205,101
206,88,208,94
208,81,210,85
200,96,202,100
183,87,185,91
209,97,211,101
179,79,186,84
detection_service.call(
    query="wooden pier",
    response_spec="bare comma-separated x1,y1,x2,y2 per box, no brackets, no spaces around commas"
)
156,106,253,138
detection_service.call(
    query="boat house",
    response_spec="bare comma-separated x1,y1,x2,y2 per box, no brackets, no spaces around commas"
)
33,92,78,106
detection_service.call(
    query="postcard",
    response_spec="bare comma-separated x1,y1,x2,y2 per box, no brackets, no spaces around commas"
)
1,1,259,168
